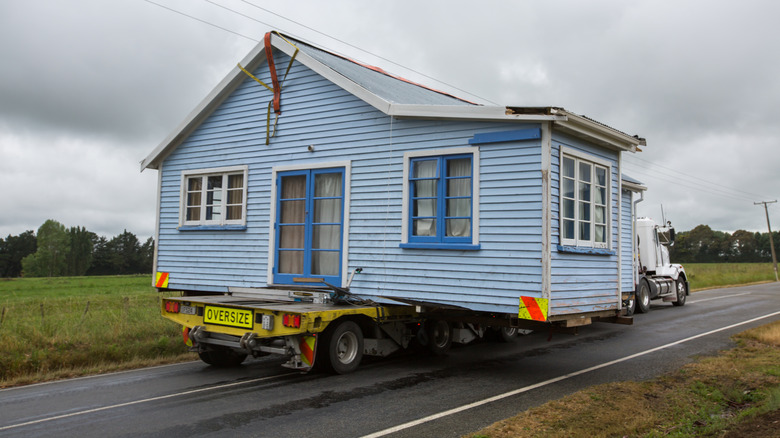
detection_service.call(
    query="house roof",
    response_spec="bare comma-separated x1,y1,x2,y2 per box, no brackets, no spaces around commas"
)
141,32,645,170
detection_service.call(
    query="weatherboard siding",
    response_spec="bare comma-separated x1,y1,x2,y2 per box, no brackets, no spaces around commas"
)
549,133,621,315
620,189,635,293
155,49,546,313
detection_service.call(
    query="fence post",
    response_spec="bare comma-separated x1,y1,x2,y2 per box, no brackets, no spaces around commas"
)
80,301,90,325
0,307,5,327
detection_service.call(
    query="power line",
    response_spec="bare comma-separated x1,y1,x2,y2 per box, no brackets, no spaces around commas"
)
142,0,260,42
204,0,499,105
623,154,771,200
622,164,756,203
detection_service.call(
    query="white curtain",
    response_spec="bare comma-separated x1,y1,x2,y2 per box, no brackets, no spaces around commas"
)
413,160,437,236
312,173,342,276
446,158,471,237
279,175,306,274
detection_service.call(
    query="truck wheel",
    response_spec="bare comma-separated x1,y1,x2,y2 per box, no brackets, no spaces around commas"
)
198,347,247,367
499,327,519,343
427,319,452,355
635,279,651,314
673,278,687,307
321,320,364,374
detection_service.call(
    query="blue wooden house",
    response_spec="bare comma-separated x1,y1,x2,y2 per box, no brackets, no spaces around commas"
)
142,32,646,322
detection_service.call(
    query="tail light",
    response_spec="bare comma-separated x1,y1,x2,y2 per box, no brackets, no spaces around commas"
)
282,313,301,328
165,301,180,313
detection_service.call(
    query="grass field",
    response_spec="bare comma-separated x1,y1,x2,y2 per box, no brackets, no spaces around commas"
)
685,263,777,290
0,275,190,387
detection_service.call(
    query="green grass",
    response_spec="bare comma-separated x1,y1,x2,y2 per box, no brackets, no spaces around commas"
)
684,263,777,290
0,275,191,387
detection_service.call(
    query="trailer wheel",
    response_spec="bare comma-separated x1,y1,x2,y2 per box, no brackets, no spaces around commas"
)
427,319,452,355
672,278,687,307
635,279,651,314
321,320,364,374
198,347,247,367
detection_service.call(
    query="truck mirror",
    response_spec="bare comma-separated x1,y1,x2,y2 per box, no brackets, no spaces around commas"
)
669,227,675,245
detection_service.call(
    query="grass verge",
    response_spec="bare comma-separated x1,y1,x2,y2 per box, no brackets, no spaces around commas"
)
468,319,780,438
685,263,777,291
0,275,191,388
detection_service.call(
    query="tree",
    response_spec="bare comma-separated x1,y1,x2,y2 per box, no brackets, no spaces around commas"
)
140,237,155,274
21,220,70,277
67,226,97,276
0,231,37,277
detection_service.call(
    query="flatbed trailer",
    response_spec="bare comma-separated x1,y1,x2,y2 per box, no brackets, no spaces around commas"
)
161,287,631,374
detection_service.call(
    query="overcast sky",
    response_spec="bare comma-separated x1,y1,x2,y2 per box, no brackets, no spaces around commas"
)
1,0,778,240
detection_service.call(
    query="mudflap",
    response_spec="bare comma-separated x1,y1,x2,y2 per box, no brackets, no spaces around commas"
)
282,334,318,372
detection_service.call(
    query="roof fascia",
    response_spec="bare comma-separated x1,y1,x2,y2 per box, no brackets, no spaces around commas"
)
621,180,648,192
553,110,645,153
140,43,269,171
388,104,567,122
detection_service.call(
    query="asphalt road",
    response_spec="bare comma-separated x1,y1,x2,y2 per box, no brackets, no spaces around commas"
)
2,283,779,438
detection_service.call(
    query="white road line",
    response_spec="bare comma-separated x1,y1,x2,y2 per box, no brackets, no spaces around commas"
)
690,292,751,304
361,309,780,438
0,372,299,432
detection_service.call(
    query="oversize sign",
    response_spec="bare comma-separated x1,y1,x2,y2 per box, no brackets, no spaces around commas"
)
204,305,254,329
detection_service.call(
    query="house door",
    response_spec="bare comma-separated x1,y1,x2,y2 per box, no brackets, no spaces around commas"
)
274,168,344,286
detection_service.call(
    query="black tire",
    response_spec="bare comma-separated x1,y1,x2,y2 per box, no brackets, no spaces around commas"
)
198,347,247,367
635,279,651,314
426,319,452,355
673,277,687,307
320,320,364,374
498,327,519,343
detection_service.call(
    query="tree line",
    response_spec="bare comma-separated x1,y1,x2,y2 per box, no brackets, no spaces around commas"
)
0,219,153,278
669,225,780,263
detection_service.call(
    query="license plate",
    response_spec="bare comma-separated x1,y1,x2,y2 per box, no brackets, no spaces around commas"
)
180,305,196,315
203,305,254,329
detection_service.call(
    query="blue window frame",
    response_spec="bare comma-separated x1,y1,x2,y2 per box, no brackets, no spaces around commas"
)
274,167,344,285
408,154,473,245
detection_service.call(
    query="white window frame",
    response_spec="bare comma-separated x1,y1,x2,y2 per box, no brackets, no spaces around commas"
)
559,147,611,249
401,147,480,246
180,165,248,227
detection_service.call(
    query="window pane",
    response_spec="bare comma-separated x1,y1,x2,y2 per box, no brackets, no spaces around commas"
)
314,173,342,197
579,162,591,182
595,205,606,223
186,207,200,221
562,199,575,220
562,177,575,199
447,158,471,177
312,251,339,276
279,225,304,249
206,205,221,221
226,206,242,220
595,167,607,186
313,225,340,249
228,174,243,189
208,176,222,190
446,219,470,237
413,159,438,178
280,200,305,223
415,180,437,197
595,225,606,243
413,199,436,217
414,219,436,236
563,219,575,239
281,175,306,199
188,177,202,191
446,199,470,217
314,199,341,223
227,189,242,205
579,201,591,221
595,187,606,205
579,182,591,202
562,157,575,178
278,250,303,274
447,178,471,197
187,192,201,208
580,221,591,241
